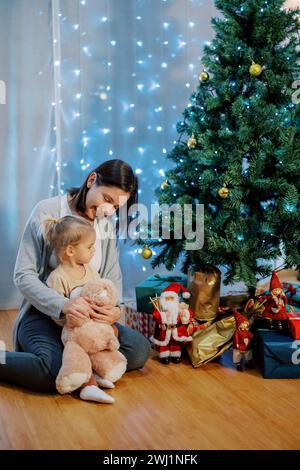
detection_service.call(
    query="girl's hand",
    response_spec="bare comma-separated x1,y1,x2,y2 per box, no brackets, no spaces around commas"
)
89,303,121,324
61,296,94,320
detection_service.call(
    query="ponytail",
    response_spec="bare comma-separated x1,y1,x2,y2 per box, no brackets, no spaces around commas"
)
42,217,60,247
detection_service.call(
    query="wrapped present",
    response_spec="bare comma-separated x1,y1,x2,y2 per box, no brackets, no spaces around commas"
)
287,304,300,340
121,300,154,339
135,274,188,314
254,329,300,379
288,315,300,340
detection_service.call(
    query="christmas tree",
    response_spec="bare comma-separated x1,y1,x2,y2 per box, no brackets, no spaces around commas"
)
145,0,300,289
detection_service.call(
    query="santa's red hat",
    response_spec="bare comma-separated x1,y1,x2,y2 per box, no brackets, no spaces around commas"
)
270,271,282,291
233,309,249,327
162,282,191,299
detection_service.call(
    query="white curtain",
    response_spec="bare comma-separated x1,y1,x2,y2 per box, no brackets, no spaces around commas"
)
0,0,218,307
0,0,57,308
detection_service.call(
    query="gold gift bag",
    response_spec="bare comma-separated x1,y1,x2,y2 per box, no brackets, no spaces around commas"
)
188,266,221,322
187,315,236,367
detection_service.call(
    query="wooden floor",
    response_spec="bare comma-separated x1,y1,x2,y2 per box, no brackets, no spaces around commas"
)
0,309,300,450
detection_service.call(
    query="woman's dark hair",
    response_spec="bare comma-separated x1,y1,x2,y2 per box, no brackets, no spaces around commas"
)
67,159,138,241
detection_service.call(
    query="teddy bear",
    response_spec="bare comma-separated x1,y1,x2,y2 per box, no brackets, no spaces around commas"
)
56,278,127,395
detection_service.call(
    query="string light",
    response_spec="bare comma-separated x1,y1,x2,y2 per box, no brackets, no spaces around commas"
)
50,0,215,277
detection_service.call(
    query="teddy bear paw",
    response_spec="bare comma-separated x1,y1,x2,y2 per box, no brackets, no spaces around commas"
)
56,372,90,394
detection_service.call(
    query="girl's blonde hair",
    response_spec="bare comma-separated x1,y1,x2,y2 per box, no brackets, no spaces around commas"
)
42,215,95,259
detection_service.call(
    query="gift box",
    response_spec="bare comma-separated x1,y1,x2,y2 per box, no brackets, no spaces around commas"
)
288,315,300,340
135,274,188,314
121,300,154,339
254,329,300,379
287,304,300,340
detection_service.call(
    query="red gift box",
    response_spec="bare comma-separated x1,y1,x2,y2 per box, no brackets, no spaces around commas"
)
286,304,300,339
289,318,300,339
287,312,300,339
121,300,154,339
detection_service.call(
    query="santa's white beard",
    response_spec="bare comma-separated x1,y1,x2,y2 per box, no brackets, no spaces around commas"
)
160,298,179,320
272,293,285,306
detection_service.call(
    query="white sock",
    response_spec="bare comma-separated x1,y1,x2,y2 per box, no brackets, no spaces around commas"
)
94,374,115,389
80,385,115,404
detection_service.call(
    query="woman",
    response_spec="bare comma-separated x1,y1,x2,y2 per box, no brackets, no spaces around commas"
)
0,159,151,392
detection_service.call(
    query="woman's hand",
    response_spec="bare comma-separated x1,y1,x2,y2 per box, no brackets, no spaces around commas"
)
89,303,121,324
61,296,95,320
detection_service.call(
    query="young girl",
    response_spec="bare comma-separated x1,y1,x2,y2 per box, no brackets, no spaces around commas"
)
43,215,119,403
3,159,150,394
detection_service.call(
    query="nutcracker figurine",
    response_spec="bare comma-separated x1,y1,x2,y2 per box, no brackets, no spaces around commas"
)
150,283,194,364
259,271,291,331
232,309,254,372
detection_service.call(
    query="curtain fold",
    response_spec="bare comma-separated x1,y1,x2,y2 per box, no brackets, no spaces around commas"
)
0,0,55,308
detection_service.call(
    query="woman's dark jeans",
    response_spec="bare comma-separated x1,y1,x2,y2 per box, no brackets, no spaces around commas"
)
0,308,151,392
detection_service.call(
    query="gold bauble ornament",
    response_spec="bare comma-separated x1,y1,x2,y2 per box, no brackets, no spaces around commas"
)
199,71,209,82
141,246,153,259
218,184,230,198
161,180,170,190
296,16,300,28
187,134,197,149
249,61,262,77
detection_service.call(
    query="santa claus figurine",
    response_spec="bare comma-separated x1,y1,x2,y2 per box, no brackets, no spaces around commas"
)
232,310,254,372
260,271,291,331
150,283,193,364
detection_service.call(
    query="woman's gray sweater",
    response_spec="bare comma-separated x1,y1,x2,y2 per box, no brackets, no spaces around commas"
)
12,195,122,351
